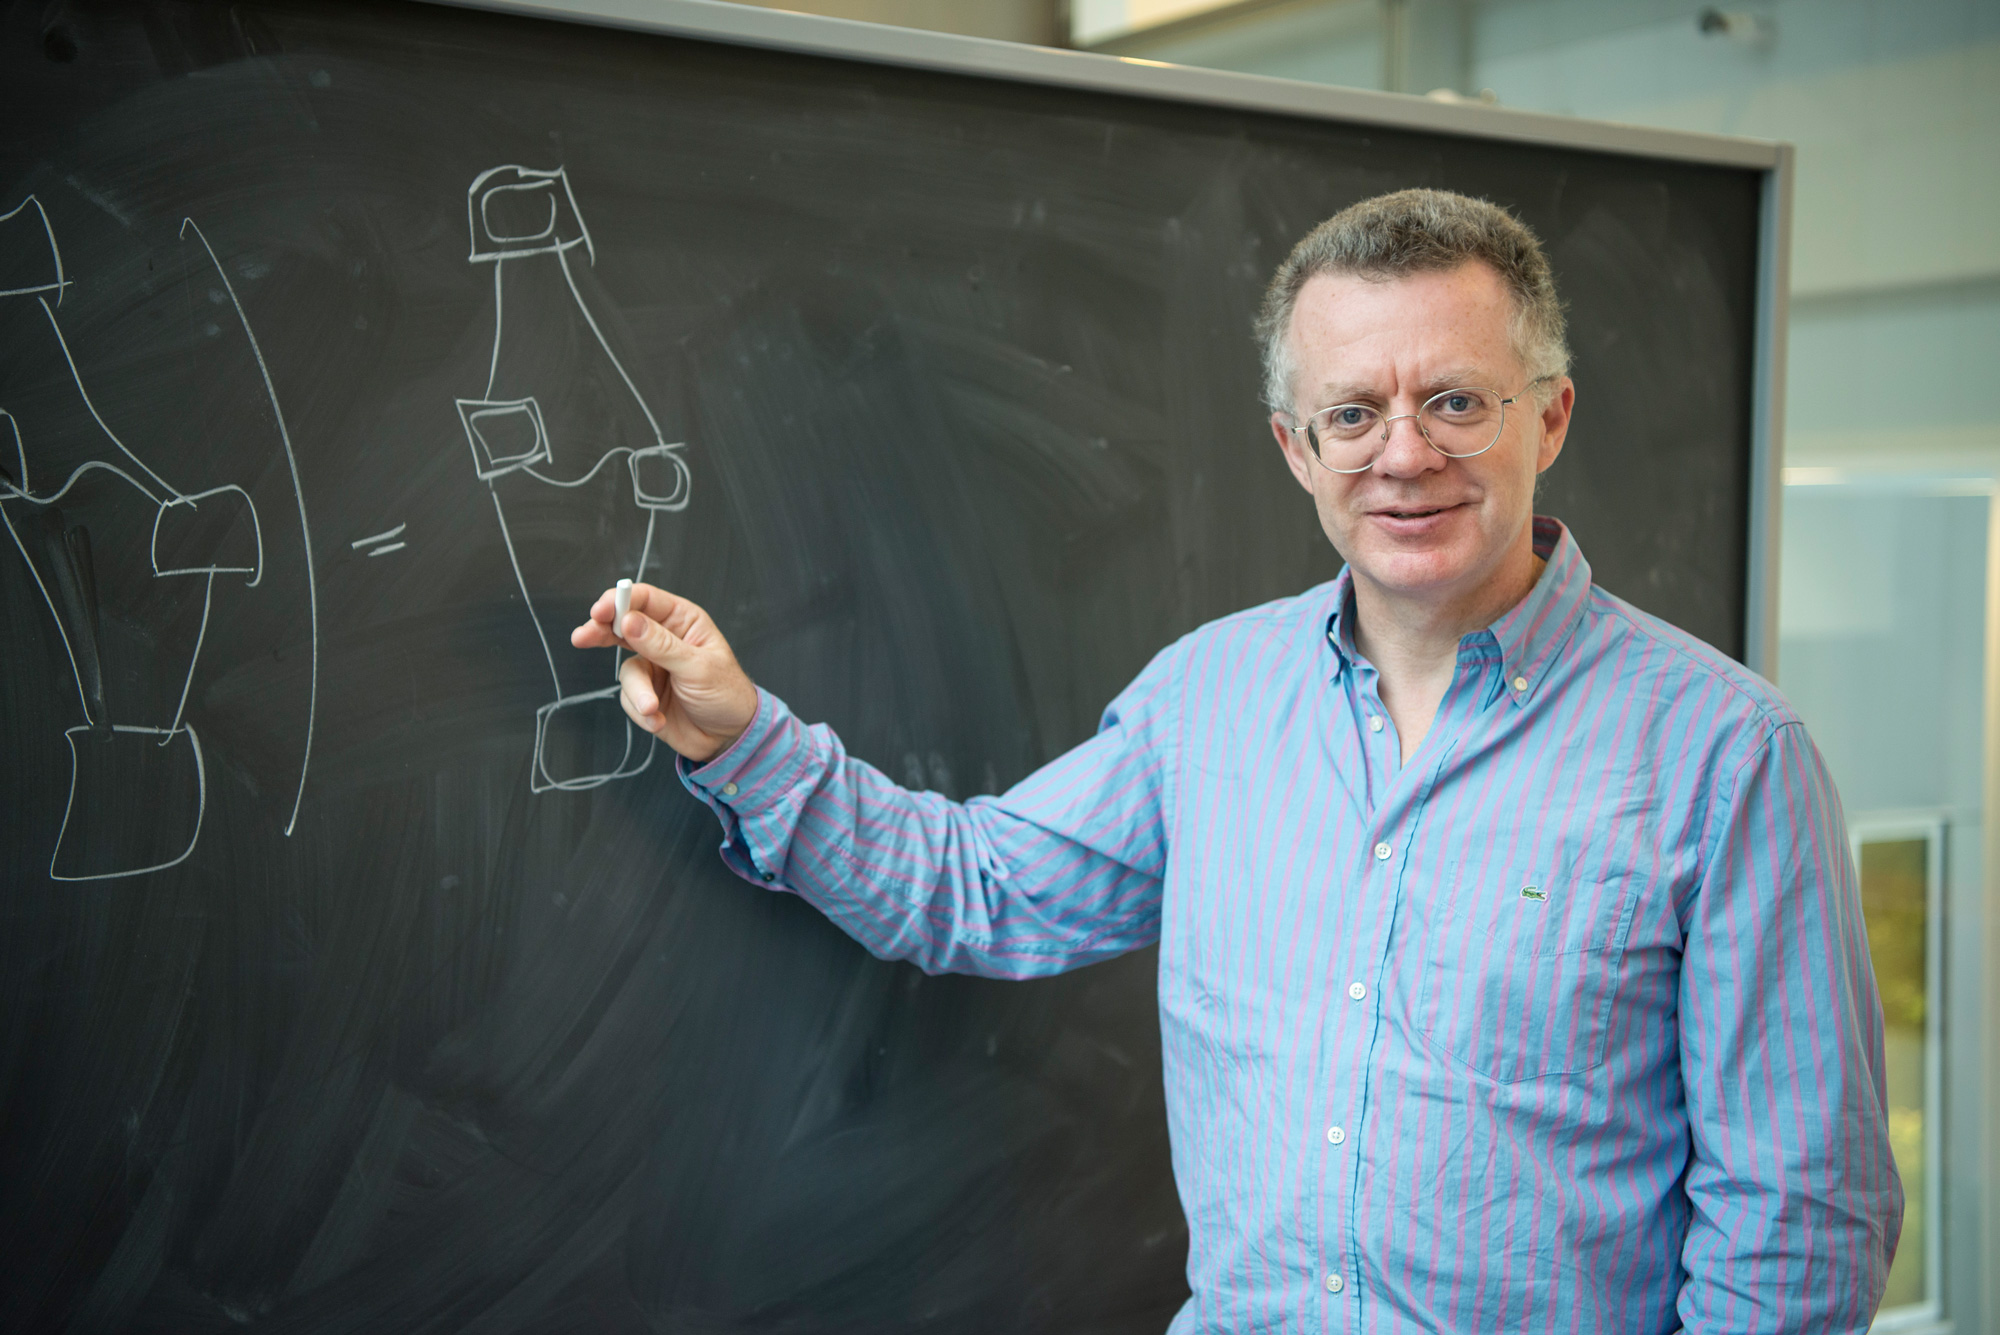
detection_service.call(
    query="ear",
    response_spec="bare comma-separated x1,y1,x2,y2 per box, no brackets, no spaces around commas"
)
1533,378,1575,474
1272,413,1317,494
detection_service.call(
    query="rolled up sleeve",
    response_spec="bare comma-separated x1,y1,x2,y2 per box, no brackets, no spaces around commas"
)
679,644,1180,979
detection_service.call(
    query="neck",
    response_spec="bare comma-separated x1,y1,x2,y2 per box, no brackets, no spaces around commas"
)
1349,540,1546,763
1351,544,1545,671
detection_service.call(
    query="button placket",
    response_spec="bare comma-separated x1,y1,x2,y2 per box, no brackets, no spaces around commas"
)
1332,674,1424,1330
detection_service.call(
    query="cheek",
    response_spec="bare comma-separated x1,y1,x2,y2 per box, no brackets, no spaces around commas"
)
1480,445,1541,509
1307,472,1351,518
1308,480,1362,549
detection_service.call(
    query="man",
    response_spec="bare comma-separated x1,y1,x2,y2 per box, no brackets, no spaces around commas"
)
572,190,1901,1332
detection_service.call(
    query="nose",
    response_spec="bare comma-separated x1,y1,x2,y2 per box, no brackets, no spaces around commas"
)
1373,411,1443,477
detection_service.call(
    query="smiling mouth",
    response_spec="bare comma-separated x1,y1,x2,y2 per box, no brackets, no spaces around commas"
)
1376,504,1454,520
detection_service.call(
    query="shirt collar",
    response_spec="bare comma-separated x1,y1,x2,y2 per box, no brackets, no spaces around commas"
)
1321,516,1592,706
1487,516,1591,705
1322,567,1362,676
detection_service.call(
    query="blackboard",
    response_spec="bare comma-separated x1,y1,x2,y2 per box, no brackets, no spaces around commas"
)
0,2,1773,1329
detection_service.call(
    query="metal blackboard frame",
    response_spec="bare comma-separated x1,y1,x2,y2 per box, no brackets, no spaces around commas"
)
425,0,1794,677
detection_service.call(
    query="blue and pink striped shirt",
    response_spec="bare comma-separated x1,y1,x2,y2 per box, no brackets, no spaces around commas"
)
682,516,1901,1333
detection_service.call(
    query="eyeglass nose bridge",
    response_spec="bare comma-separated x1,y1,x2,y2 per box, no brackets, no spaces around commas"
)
1376,410,1434,448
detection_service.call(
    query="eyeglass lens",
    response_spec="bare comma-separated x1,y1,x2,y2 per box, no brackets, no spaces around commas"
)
1305,387,1507,472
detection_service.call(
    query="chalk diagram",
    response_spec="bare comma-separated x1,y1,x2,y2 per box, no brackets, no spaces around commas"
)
459,165,691,793
0,194,318,880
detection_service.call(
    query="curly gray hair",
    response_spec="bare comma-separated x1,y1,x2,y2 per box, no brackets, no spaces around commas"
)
1254,188,1571,415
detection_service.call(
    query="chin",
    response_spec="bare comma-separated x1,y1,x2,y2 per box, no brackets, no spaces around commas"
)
1344,542,1484,596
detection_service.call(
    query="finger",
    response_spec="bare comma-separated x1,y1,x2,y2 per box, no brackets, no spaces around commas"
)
628,585,714,645
617,684,665,733
619,654,663,720
589,586,629,624
617,687,666,734
572,587,629,648
621,609,701,672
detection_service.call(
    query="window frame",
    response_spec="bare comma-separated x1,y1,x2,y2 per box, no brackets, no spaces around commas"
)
1851,811,1948,1333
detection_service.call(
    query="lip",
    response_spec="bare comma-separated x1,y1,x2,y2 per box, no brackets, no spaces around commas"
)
1363,500,1467,535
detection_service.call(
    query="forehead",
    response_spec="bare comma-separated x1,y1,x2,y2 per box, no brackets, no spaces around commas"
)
1286,261,1519,390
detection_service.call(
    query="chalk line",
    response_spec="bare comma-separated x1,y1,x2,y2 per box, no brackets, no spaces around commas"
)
162,572,215,742
182,217,318,837
38,297,182,500
50,724,206,882
489,486,562,698
3,456,165,509
0,196,70,303
0,502,91,718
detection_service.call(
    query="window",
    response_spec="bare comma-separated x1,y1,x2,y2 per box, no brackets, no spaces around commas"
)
1852,817,1945,1329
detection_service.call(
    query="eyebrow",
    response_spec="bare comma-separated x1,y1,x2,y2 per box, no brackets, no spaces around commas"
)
1310,369,1493,406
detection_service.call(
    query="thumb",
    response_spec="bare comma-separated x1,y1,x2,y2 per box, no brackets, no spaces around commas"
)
622,611,698,673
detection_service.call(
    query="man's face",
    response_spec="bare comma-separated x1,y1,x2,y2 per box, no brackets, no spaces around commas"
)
1269,261,1573,614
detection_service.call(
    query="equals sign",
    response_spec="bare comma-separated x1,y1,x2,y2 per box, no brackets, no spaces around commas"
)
351,522,406,557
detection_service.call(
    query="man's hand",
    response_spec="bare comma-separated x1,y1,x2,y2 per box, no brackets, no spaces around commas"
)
570,584,758,764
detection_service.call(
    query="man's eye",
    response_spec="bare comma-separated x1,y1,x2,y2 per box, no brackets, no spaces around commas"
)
1319,405,1373,434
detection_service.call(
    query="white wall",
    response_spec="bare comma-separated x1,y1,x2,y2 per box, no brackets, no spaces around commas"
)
1778,482,1989,1333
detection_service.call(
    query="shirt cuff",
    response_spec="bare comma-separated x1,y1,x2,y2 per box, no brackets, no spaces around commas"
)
677,687,815,888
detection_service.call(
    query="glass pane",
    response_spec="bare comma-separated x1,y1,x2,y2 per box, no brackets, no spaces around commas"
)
1858,836,1930,1311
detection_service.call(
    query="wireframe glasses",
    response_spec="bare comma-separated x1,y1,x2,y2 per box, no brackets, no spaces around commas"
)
1284,382,1546,474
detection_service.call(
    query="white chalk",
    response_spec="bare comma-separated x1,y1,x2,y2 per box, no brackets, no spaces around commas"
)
614,578,633,638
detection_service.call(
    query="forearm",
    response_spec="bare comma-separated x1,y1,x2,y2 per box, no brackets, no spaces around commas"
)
680,688,1164,978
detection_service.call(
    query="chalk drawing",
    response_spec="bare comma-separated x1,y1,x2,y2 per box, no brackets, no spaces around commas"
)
36,291,180,499
0,195,312,879
152,485,264,580
0,195,69,302
182,219,318,836
459,165,690,792
350,522,406,557
51,725,207,882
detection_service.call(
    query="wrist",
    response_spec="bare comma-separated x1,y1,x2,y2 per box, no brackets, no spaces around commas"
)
684,686,772,777
687,726,744,764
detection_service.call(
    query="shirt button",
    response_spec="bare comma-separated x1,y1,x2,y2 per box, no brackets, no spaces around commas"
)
1373,841,1392,860
1348,981,1366,1000
722,782,739,796
761,871,775,882
1511,675,1528,692
1367,715,1383,732
1327,1125,1346,1145
1326,1273,1344,1294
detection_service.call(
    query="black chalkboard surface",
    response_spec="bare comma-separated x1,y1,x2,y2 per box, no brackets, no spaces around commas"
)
1,2,1766,1330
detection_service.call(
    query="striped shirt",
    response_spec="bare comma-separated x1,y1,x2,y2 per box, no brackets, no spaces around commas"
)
681,516,1901,1333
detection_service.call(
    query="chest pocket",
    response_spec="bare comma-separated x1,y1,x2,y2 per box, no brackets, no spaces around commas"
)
1416,874,1639,1083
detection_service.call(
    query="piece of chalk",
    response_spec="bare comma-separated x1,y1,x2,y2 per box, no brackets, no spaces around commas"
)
614,578,634,637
